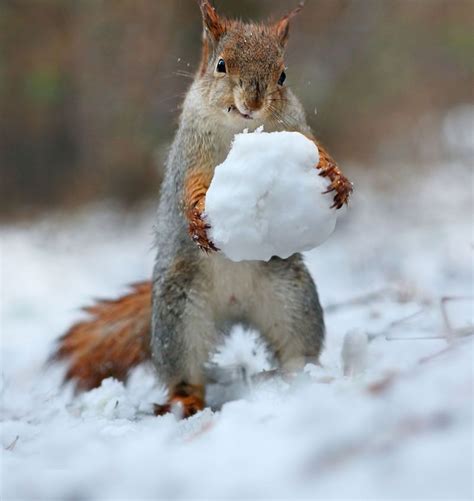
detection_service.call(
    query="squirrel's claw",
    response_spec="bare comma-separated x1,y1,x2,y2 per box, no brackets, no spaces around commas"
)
184,169,218,252
187,208,219,253
313,139,353,210
153,396,203,419
154,383,205,419
318,164,353,210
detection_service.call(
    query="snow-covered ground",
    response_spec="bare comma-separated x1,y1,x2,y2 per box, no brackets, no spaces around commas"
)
1,160,473,500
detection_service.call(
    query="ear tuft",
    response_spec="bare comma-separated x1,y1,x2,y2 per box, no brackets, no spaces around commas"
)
198,0,226,41
274,1,305,47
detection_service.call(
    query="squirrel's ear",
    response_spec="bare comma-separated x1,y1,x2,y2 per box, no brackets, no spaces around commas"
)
198,0,226,42
274,1,304,47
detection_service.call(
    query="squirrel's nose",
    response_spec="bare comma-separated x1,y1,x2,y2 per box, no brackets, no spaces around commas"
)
244,97,263,112
243,79,265,112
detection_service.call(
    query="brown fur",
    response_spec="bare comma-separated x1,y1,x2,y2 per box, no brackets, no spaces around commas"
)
154,383,205,418
197,0,300,118
274,1,305,46
198,0,227,41
184,167,218,252
52,282,152,391
198,0,229,75
313,139,353,209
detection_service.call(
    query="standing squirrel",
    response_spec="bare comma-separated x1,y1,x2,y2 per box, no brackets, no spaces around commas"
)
52,0,352,417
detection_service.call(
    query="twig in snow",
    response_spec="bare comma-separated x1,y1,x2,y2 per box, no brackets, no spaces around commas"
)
440,295,474,339
5,435,19,451
419,337,473,364
386,334,448,341
419,346,456,364
382,309,428,341
325,288,390,313
378,296,474,342
365,308,427,341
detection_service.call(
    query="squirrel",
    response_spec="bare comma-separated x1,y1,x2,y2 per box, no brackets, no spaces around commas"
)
52,0,352,418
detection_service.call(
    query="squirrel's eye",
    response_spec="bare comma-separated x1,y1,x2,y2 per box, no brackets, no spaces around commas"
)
278,71,286,86
216,58,226,73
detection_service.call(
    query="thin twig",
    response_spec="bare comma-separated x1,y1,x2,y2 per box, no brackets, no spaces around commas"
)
366,308,427,341
325,288,390,313
440,295,474,339
5,435,19,451
385,334,447,341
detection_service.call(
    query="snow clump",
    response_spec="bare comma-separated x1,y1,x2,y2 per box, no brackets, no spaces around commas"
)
205,130,339,261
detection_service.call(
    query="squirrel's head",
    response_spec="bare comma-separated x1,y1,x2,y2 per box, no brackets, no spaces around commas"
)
196,0,303,125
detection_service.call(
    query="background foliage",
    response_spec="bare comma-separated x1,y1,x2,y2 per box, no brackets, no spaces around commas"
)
1,0,473,218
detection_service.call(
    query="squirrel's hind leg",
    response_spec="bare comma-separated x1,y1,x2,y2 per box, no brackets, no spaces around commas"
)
153,382,205,418
253,255,325,371
151,256,219,417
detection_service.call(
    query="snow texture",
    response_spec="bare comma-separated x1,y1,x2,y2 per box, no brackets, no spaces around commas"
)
341,330,369,377
1,158,473,499
205,129,338,261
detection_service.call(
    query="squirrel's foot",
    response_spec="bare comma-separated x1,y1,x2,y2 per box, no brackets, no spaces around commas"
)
188,208,219,253
154,383,205,419
318,163,353,209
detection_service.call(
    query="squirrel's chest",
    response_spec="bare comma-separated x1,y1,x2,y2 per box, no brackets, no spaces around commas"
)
198,116,263,166
199,126,235,167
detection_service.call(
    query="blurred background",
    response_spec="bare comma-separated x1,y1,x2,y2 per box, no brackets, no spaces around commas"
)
1,0,473,220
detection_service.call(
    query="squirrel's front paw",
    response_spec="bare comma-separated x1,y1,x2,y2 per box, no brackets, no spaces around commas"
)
318,163,353,209
188,207,219,253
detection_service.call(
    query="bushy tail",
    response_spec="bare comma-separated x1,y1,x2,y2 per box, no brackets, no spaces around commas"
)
51,281,153,391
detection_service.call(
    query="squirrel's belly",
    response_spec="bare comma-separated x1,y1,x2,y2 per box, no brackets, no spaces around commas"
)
205,254,268,322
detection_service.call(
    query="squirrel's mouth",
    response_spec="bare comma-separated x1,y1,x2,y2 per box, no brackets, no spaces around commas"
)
227,105,253,120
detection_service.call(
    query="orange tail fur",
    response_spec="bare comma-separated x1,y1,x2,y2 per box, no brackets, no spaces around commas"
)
52,281,153,391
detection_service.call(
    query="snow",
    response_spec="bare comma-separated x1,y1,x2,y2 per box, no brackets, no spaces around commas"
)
1,158,473,500
341,330,369,377
205,129,338,261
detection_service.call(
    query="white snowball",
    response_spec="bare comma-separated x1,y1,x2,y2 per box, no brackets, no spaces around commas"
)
205,130,339,262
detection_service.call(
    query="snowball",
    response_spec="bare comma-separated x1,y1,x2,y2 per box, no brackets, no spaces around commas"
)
205,130,338,262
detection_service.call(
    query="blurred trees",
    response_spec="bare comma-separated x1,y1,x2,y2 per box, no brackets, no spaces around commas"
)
1,0,472,218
